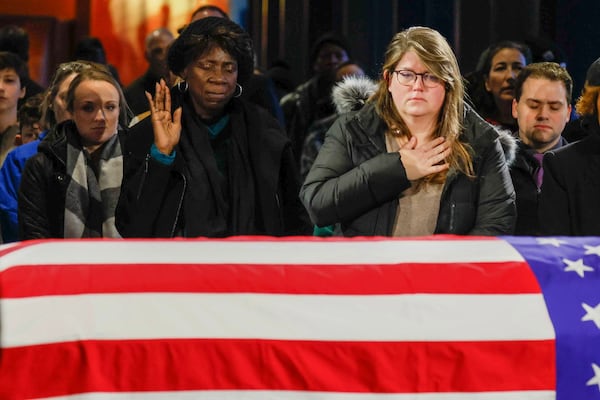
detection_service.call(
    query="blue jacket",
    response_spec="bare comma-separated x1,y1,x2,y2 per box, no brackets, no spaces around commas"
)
0,131,46,242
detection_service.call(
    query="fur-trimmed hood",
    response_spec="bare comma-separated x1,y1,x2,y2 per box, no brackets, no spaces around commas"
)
331,75,517,165
492,125,517,165
332,75,378,114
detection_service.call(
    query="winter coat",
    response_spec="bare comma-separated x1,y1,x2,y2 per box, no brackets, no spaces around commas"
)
18,121,126,239
280,73,337,163
0,131,47,242
116,96,311,238
300,76,378,181
509,137,567,236
300,77,517,236
539,116,600,235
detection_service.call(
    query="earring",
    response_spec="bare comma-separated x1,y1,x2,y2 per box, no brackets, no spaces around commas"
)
233,83,243,98
177,80,188,93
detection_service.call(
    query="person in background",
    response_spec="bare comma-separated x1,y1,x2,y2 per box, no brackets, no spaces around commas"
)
301,26,516,237
300,60,370,181
0,51,26,167
538,57,600,235
465,41,531,132
281,32,351,163
116,17,310,238
73,36,123,86
184,4,284,126
0,61,93,242
15,93,43,145
509,62,572,235
301,60,375,237
266,59,295,101
0,25,45,108
125,28,175,119
18,65,129,239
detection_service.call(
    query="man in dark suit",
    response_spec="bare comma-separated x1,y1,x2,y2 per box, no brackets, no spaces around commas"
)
538,57,600,235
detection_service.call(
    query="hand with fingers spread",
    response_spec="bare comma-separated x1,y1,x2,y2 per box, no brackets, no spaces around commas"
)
146,78,182,155
398,136,452,181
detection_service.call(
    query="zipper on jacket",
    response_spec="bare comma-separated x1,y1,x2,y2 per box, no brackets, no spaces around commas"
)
275,192,284,232
170,170,187,237
449,202,456,232
136,154,151,200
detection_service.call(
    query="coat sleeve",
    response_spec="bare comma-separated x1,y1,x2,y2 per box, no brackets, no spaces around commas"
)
115,148,180,238
300,117,411,227
469,135,516,235
0,151,22,241
115,120,182,238
18,155,54,239
537,151,570,235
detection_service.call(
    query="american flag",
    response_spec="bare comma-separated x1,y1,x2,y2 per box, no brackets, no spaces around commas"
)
0,235,598,399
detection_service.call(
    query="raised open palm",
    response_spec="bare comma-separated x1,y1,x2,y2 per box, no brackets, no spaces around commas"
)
146,78,182,155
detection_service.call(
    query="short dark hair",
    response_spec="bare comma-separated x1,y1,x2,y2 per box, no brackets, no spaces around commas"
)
309,32,351,67
168,16,254,85
0,25,29,62
18,93,43,130
0,51,27,88
513,62,573,104
74,37,107,64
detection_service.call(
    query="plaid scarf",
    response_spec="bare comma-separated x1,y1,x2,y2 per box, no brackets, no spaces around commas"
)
64,132,123,238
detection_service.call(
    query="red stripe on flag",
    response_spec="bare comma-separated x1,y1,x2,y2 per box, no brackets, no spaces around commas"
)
0,338,555,399
1,261,539,298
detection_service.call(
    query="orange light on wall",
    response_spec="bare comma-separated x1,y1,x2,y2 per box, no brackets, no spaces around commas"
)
89,0,231,86
0,0,76,20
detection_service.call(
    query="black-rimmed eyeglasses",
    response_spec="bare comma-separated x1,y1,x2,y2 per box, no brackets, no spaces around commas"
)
393,69,443,88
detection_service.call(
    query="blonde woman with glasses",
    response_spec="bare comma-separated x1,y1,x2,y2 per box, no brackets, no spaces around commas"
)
301,26,517,237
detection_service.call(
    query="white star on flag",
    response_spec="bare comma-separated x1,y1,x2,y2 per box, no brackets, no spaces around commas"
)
582,303,600,329
563,258,594,278
537,238,567,247
587,363,600,391
584,244,600,258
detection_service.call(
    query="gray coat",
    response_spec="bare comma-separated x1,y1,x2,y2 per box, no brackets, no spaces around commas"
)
300,79,516,236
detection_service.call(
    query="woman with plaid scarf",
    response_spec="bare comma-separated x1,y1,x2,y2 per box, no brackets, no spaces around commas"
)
18,65,129,239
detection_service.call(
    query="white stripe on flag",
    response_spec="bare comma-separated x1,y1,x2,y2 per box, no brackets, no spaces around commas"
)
0,239,524,269
44,389,557,400
2,292,554,347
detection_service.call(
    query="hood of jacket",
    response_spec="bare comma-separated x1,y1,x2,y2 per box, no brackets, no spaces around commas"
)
331,75,378,114
331,75,517,164
463,104,517,165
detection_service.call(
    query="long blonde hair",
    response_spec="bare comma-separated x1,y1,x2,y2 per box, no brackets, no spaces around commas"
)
373,26,473,182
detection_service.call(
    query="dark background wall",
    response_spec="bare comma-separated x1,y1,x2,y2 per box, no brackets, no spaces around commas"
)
1,0,599,102
247,0,600,104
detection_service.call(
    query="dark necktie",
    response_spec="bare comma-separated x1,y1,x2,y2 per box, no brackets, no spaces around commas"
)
533,153,544,188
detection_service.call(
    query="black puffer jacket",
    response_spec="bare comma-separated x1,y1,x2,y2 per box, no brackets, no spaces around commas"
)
18,121,126,239
300,77,517,236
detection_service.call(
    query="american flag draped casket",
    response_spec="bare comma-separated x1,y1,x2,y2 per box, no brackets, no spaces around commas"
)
0,235,599,399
